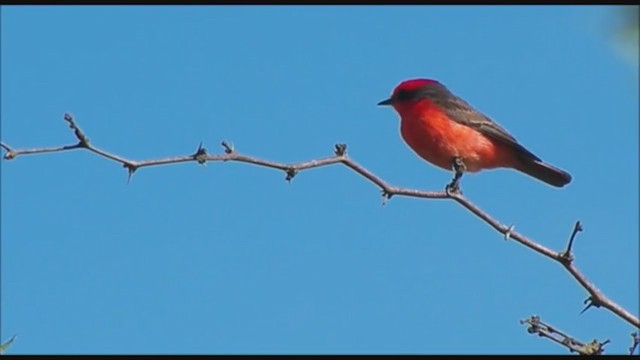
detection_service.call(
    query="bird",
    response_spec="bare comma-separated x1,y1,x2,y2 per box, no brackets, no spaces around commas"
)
377,78,572,192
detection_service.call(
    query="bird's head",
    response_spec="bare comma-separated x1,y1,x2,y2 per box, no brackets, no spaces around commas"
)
377,78,447,113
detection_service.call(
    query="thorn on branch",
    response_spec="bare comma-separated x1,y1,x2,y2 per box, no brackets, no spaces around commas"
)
504,224,515,240
285,167,298,182
124,163,138,184
334,143,347,156
560,220,583,263
194,142,208,166
63,113,89,147
580,296,602,315
221,141,234,154
630,332,639,355
381,190,393,206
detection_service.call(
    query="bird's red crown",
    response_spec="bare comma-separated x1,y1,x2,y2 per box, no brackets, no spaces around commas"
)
393,78,441,96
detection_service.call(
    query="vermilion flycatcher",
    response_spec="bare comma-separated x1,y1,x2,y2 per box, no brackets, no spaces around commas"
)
378,79,572,191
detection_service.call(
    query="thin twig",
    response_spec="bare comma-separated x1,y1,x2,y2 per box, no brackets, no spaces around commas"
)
2,113,639,329
560,220,583,263
1,141,83,160
520,315,609,355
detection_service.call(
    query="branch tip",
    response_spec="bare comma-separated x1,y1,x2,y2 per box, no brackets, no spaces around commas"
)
63,113,89,146
561,220,583,261
521,315,541,333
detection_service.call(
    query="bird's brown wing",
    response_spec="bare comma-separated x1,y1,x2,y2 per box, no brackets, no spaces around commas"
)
430,89,541,162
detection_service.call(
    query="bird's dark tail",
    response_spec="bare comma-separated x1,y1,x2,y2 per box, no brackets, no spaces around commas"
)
514,158,572,188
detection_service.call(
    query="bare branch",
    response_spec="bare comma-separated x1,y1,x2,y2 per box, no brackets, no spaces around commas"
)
520,315,609,355
2,140,83,159
2,114,638,329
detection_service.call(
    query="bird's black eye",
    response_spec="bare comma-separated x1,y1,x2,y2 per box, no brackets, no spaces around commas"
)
395,89,426,102
395,89,415,101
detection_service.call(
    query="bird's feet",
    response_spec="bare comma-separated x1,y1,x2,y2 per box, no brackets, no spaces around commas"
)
445,157,466,195
445,182,461,195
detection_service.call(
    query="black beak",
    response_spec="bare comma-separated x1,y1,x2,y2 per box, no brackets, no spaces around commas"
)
377,98,394,106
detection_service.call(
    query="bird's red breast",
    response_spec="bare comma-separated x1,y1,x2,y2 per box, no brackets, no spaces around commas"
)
395,94,517,172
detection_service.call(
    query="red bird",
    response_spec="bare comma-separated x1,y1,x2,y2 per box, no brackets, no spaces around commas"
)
378,79,572,191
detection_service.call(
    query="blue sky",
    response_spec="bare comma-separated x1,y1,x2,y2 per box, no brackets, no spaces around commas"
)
1,5,638,355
